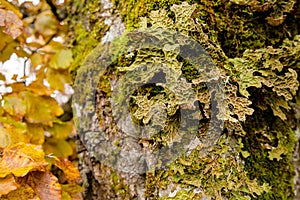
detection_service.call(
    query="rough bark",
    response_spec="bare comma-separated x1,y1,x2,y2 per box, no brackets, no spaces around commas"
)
68,0,300,199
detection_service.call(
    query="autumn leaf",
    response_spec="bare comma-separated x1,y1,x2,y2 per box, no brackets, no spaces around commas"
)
10,81,54,96
3,94,26,117
0,32,21,61
0,9,23,39
28,171,62,200
49,49,73,70
1,91,64,124
53,156,81,182
1,184,37,200
20,91,64,124
46,68,70,91
0,119,29,148
45,121,73,139
0,143,48,178
44,138,73,158
0,175,19,197
62,184,83,200
27,123,45,145
34,10,57,37
30,53,43,68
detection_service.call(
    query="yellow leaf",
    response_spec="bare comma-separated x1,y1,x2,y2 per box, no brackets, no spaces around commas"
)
20,91,63,123
0,143,48,178
44,138,73,158
62,184,83,200
49,49,73,70
0,31,19,62
53,157,81,182
34,10,57,37
3,94,26,117
30,53,43,68
39,40,63,54
10,81,54,96
0,119,29,148
2,184,38,200
46,68,70,91
45,121,73,139
27,123,45,145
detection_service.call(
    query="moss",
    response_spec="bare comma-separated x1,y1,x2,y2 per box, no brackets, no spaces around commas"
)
112,0,189,29
243,110,296,199
67,0,109,82
71,0,300,199
113,0,299,57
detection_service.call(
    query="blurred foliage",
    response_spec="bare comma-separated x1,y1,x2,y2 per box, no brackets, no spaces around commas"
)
0,0,81,199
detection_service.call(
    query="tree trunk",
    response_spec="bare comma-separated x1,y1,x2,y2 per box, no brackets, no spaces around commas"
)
68,0,300,199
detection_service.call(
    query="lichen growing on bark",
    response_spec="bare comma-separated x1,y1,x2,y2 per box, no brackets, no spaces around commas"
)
70,0,300,199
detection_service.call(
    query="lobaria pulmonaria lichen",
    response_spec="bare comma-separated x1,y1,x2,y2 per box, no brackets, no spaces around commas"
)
71,0,300,199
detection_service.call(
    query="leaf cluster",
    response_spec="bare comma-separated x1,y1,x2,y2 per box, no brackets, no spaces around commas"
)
0,0,81,199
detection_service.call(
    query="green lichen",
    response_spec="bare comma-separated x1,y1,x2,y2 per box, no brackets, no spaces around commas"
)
71,0,300,199
114,2,298,199
113,0,299,58
93,3,276,199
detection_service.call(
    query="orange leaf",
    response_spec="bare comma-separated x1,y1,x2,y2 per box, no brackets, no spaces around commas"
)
53,157,81,182
0,174,19,197
0,143,48,178
2,184,37,200
29,171,62,200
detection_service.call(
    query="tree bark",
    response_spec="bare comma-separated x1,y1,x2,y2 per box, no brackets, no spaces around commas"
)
68,0,300,199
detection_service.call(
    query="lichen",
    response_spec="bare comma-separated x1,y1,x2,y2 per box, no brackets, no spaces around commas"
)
112,0,299,58
243,112,296,199
71,0,300,199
